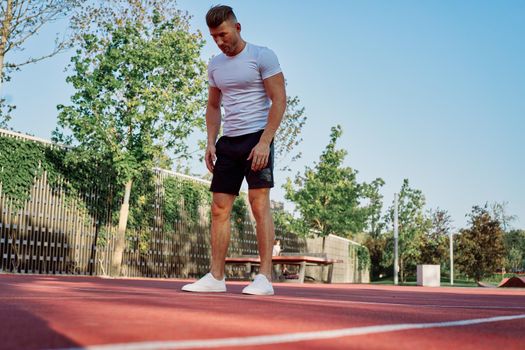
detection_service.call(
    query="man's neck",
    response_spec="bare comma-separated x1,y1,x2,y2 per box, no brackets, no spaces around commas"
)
227,40,246,57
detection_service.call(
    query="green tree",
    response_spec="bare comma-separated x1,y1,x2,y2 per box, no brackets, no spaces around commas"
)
284,125,380,241
385,179,431,282
490,201,517,232
364,233,387,280
420,208,452,265
504,229,525,272
364,178,385,237
456,205,505,282
274,94,307,172
507,247,523,273
0,0,80,125
54,1,206,276
272,206,309,238
362,178,386,280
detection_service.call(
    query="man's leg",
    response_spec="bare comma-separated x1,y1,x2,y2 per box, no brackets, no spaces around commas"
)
181,192,235,293
210,192,236,280
248,188,274,280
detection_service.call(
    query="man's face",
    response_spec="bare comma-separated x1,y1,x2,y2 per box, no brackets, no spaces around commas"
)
209,20,241,56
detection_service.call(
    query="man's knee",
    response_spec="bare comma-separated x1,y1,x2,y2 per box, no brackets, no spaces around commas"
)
249,189,271,221
211,196,233,220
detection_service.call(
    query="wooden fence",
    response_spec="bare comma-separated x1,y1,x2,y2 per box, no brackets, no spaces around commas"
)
0,128,305,278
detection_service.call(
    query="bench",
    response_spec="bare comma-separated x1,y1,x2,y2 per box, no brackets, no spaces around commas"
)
225,255,343,283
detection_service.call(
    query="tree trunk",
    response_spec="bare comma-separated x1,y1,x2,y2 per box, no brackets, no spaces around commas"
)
321,236,327,282
111,180,133,277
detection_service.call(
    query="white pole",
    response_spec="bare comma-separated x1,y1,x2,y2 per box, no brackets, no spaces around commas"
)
449,232,454,285
394,193,399,285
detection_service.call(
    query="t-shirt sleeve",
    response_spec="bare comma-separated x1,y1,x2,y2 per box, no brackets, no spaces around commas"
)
207,62,217,87
258,47,282,80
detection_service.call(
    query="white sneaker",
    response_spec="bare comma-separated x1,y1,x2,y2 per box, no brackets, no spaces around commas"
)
181,273,226,293
242,274,274,295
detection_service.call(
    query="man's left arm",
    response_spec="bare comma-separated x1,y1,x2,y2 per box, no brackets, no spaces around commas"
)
248,72,286,171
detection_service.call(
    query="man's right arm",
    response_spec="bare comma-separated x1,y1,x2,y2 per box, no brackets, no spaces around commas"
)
205,86,222,173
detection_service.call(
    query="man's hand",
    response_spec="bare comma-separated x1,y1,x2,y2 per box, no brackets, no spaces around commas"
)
247,141,270,171
205,143,217,173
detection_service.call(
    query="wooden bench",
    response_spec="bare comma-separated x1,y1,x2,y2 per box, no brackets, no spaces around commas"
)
225,255,343,283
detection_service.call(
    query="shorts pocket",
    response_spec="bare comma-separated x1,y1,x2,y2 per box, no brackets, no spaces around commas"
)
215,137,225,154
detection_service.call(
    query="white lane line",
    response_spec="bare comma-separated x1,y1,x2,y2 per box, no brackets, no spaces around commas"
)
54,314,525,350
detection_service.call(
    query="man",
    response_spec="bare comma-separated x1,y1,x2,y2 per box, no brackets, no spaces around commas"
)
182,5,286,295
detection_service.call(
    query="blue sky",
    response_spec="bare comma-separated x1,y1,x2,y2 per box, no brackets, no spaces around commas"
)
3,1,524,229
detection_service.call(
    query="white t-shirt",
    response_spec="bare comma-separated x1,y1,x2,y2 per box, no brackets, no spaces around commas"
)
208,42,282,137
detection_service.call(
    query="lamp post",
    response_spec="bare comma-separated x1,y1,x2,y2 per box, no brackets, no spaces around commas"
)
394,193,399,285
449,231,454,285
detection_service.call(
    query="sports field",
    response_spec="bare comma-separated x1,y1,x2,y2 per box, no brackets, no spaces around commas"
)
1,274,524,350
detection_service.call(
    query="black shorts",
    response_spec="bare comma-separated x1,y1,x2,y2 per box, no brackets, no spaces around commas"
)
210,129,274,196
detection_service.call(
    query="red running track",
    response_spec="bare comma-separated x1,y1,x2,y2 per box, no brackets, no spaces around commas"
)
1,274,524,350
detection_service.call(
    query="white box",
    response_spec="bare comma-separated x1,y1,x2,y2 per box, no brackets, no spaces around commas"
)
417,264,440,287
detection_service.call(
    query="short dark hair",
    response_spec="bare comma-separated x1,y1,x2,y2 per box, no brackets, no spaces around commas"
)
206,5,237,28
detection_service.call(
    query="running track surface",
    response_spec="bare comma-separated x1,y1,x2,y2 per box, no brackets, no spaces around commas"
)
1,274,524,350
